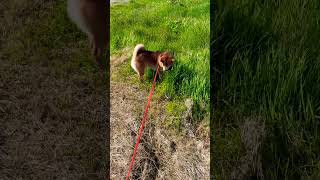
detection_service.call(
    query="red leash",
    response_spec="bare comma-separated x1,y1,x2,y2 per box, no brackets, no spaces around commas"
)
125,64,160,180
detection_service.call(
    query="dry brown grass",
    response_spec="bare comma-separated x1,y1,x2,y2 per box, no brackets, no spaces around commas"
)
0,1,107,179
231,117,266,179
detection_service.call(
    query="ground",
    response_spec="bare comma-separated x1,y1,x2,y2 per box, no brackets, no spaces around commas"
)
1,1,107,179
110,49,209,179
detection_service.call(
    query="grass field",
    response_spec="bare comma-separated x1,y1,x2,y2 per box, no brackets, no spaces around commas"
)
110,1,210,178
110,0,210,127
212,0,320,178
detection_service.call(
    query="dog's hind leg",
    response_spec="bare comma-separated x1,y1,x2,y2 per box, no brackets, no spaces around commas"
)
137,64,146,82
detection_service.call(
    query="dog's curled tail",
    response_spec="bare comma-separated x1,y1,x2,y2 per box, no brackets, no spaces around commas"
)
131,44,145,73
132,44,145,60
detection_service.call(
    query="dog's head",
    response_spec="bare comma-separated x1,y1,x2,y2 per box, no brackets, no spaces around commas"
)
158,52,174,71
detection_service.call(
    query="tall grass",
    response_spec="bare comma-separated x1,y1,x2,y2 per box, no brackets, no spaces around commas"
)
213,0,320,178
111,0,210,122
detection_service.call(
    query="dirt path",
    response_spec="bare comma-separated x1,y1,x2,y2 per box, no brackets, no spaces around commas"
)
110,81,146,178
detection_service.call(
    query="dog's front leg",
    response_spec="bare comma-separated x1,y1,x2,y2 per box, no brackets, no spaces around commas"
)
157,71,163,81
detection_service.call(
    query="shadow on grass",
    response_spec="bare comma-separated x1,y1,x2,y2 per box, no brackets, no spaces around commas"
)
212,1,320,179
146,60,208,122
212,1,275,112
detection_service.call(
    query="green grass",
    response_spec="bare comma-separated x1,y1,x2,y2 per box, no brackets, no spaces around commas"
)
213,0,320,178
111,0,210,124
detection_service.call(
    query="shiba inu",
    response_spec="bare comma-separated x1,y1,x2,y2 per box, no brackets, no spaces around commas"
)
131,44,174,81
67,0,108,67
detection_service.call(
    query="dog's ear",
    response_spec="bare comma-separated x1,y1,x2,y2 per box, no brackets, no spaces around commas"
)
158,54,165,63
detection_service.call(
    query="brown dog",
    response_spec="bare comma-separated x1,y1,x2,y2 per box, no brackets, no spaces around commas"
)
131,44,174,82
67,0,108,67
